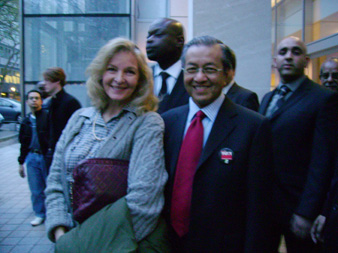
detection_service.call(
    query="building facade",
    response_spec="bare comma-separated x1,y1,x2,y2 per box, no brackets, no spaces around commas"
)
19,0,338,107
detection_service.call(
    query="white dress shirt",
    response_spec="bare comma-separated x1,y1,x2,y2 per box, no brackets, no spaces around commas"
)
184,94,225,147
153,61,182,96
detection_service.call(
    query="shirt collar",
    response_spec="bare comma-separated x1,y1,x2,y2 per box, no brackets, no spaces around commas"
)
222,79,235,94
154,60,182,79
52,88,65,100
80,105,137,124
278,75,306,92
188,93,225,123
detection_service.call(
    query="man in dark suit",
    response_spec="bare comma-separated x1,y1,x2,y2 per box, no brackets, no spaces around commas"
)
311,161,338,252
146,18,189,114
162,35,274,252
259,36,338,252
42,67,81,168
222,45,259,111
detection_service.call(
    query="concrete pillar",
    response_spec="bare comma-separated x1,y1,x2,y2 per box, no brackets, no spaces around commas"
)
192,0,272,99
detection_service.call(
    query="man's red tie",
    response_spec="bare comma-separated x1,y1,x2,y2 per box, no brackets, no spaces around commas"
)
171,110,206,237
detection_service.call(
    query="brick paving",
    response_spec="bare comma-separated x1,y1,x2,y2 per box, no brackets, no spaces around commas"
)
0,143,54,253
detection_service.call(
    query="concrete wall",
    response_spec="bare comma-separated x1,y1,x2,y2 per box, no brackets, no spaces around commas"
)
192,0,272,99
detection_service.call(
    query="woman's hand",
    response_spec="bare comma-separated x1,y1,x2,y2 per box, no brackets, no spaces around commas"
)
54,226,67,241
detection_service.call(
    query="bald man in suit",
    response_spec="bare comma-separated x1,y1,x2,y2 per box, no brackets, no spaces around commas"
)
146,18,189,114
259,36,338,252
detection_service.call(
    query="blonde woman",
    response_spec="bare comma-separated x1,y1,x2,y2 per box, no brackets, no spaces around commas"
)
45,38,168,250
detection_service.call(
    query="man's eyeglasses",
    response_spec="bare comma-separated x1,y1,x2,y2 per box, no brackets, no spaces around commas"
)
320,72,338,80
183,67,223,75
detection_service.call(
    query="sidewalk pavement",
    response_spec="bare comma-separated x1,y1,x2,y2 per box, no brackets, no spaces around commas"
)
0,142,54,252
0,123,19,147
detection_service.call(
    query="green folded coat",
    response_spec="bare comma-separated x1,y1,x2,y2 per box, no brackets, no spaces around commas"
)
55,198,171,253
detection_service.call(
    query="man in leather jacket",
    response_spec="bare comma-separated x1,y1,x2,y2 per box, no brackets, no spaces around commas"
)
18,90,49,226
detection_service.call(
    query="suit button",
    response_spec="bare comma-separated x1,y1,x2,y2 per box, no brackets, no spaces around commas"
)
333,204,338,211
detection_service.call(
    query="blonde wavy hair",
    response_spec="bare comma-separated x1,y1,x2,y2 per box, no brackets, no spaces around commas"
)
86,37,158,113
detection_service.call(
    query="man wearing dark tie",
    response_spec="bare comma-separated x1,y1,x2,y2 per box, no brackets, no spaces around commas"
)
146,18,189,114
221,45,259,111
259,36,338,252
162,35,274,252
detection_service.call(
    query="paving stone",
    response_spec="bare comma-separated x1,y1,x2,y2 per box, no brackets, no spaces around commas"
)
30,244,55,253
0,230,12,238
0,237,21,245
10,244,34,253
18,237,40,245
8,230,29,238
0,245,14,253
6,218,26,225
0,224,19,231
0,144,53,252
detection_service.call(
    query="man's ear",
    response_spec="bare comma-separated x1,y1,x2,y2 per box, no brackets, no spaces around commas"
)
176,35,184,48
222,70,231,88
224,70,233,85
273,57,277,68
304,55,310,68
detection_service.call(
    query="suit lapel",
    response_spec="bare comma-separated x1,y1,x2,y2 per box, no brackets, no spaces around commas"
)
225,82,239,100
227,82,239,95
197,98,238,169
270,78,310,120
158,71,185,113
168,106,189,177
259,90,275,115
170,71,184,96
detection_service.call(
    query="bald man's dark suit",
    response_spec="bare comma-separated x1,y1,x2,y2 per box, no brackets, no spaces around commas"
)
157,70,189,114
162,98,274,252
226,82,259,111
320,160,338,252
259,77,338,250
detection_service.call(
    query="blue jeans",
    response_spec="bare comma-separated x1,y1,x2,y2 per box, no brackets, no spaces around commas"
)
26,152,48,218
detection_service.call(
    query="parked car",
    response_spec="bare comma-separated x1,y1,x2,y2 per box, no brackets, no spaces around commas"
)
0,98,22,123
0,113,4,128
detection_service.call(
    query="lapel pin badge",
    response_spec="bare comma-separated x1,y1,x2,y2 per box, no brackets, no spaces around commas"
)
219,148,233,164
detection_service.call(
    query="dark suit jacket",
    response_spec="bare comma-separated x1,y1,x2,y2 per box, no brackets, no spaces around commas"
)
321,160,338,252
162,98,274,252
226,82,259,111
48,89,81,150
259,77,338,225
157,70,189,114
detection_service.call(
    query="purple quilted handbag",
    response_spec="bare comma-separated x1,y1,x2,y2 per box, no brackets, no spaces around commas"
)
72,158,129,223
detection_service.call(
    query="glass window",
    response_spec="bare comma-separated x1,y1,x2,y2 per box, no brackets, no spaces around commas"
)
275,0,303,44
136,0,167,19
271,0,303,88
24,0,130,14
304,0,338,43
24,16,130,82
